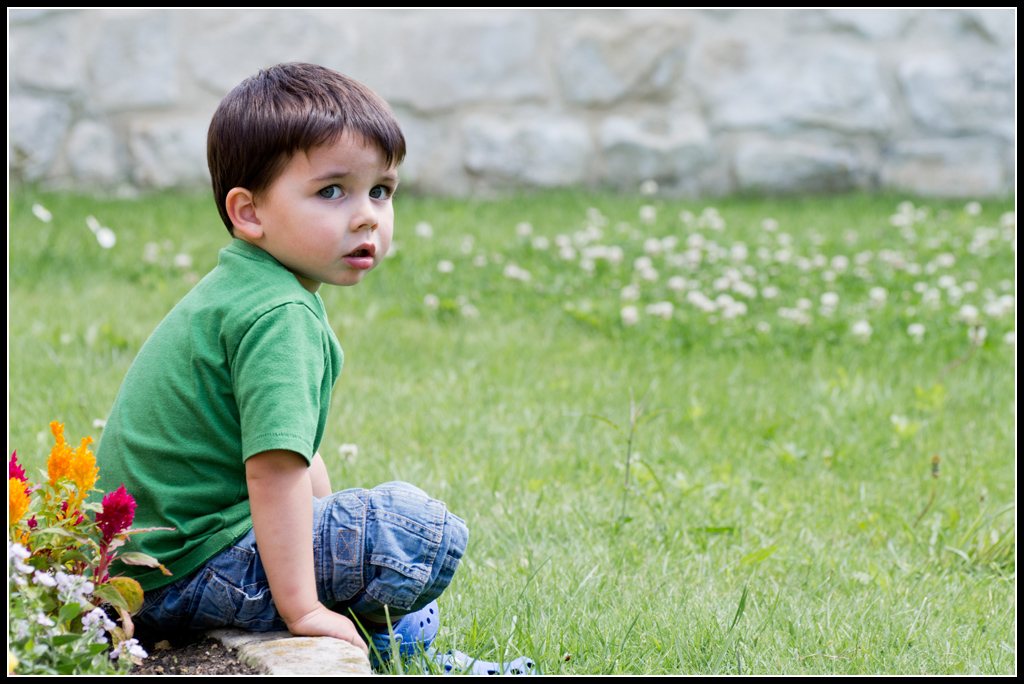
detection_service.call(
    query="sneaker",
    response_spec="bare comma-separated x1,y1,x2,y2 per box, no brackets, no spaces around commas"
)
368,601,440,667
428,648,539,675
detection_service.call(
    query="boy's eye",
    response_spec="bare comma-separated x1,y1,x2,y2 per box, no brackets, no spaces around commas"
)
319,185,342,199
369,185,392,200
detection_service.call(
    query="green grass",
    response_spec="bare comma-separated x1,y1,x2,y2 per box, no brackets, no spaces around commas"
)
9,188,1016,674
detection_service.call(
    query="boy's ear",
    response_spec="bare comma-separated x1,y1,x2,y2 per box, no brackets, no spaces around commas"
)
225,187,264,240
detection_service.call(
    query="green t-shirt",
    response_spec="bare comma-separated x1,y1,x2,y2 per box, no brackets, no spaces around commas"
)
94,239,343,591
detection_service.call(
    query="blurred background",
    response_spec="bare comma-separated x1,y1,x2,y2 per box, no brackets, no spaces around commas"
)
9,8,1016,198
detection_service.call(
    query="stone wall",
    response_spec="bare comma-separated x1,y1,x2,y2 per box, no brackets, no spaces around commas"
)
9,8,1016,197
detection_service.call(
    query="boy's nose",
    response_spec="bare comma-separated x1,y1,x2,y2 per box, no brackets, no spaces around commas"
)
350,199,379,232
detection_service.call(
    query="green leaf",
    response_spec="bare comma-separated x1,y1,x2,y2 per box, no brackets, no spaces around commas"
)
740,545,779,567
116,551,174,575
729,583,749,632
50,634,81,646
57,601,83,624
91,583,130,612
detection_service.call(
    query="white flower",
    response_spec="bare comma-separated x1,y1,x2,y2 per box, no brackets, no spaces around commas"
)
620,283,641,301
503,263,531,281
1004,331,1016,345
531,236,549,251
907,323,925,341
86,215,102,233
639,205,657,224
96,227,117,248
830,255,849,272
643,237,663,257
935,253,956,268
423,294,439,309
33,571,56,587
851,320,873,340
437,260,454,273
667,276,687,293
473,254,488,267
174,253,193,269
515,221,533,237
968,326,987,346
142,242,160,263
559,245,577,261
620,305,639,326
415,221,434,238
964,201,982,216
958,305,980,325
338,444,359,462
821,292,839,307
761,218,778,232
869,286,888,305
32,203,53,222
639,179,659,196
461,304,479,318
645,301,674,320
761,286,779,299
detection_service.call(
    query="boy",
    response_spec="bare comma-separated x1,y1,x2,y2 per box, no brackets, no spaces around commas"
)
94,63,480,668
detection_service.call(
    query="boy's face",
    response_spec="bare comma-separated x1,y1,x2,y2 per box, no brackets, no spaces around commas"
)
242,132,398,293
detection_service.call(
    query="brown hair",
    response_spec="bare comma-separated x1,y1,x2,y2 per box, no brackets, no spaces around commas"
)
207,63,406,233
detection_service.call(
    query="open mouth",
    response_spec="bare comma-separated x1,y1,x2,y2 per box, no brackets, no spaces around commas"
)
347,244,376,258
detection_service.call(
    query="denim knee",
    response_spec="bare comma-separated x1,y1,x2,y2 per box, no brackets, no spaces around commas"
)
314,481,468,615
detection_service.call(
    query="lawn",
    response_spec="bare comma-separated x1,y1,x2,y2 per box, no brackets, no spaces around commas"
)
8,188,1016,674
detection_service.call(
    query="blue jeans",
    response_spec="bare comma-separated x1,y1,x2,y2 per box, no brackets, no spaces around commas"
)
135,482,468,631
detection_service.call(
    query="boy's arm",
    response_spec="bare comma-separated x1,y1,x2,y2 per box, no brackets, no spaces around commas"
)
309,451,333,498
245,449,367,653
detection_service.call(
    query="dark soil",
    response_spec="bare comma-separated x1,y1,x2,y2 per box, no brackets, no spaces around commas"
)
128,624,261,676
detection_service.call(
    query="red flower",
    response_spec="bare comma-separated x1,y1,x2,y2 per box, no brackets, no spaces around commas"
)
9,451,27,482
96,485,137,544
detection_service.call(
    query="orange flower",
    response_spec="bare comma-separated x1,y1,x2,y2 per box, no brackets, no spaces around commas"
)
68,436,98,500
9,477,31,524
47,421,74,487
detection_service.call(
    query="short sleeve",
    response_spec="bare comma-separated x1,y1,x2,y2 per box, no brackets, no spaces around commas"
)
231,303,327,463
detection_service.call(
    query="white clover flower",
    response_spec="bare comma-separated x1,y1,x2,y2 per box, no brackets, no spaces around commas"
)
460,236,475,254
962,280,978,293
830,255,850,272
761,286,779,299
796,298,812,311
774,249,792,264
620,284,641,301
173,253,193,269
461,304,479,318
776,232,793,247
821,292,840,308
559,245,577,261
338,444,359,462
732,281,757,299
645,301,674,320
937,275,956,289
935,253,956,268
473,255,488,267
968,325,987,345
621,305,639,326
437,260,454,273
1004,331,1016,345
869,286,888,306
32,203,53,222
730,242,748,262
639,179,659,196
761,218,778,232
687,290,716,313
531,236,550,251
756,321,771,334
643,237,663,257
96,227,117,248
86,215,102,233
515,221,533,237
958,305,980,325
908,323,925,341
667,276,687,293
851,320,873,340
640,267,659,282
415,221,434,238
503,263,531,282
679,210,695,225
639,205,657,224
423,294,440,309
964,201,982,216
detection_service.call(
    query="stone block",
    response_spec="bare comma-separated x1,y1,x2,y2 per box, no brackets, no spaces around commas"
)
462,115,592,187
207,629,371,676
881,138,1007,197
734,138,861,193
899,52,1015,141
9,94,72,181
91,10,179,109
10,15,87,93
359,12,544,112
185,10,327,95
67,120,123,186
556,17,691,105
789,8,916,40
130,116,211,188
696,41,891,134
599,114,715,187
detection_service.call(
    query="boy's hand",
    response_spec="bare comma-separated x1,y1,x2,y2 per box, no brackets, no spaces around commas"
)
246,449,367,655
285,604,368,654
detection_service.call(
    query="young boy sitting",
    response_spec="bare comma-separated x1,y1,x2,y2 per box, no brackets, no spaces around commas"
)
94,63,534,674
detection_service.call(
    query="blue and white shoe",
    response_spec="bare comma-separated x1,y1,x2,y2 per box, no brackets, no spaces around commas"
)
428,648,539,675
368,601,440,667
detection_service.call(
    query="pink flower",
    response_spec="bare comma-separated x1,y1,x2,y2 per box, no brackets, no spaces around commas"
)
9,451,27,482
96,485,137,544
